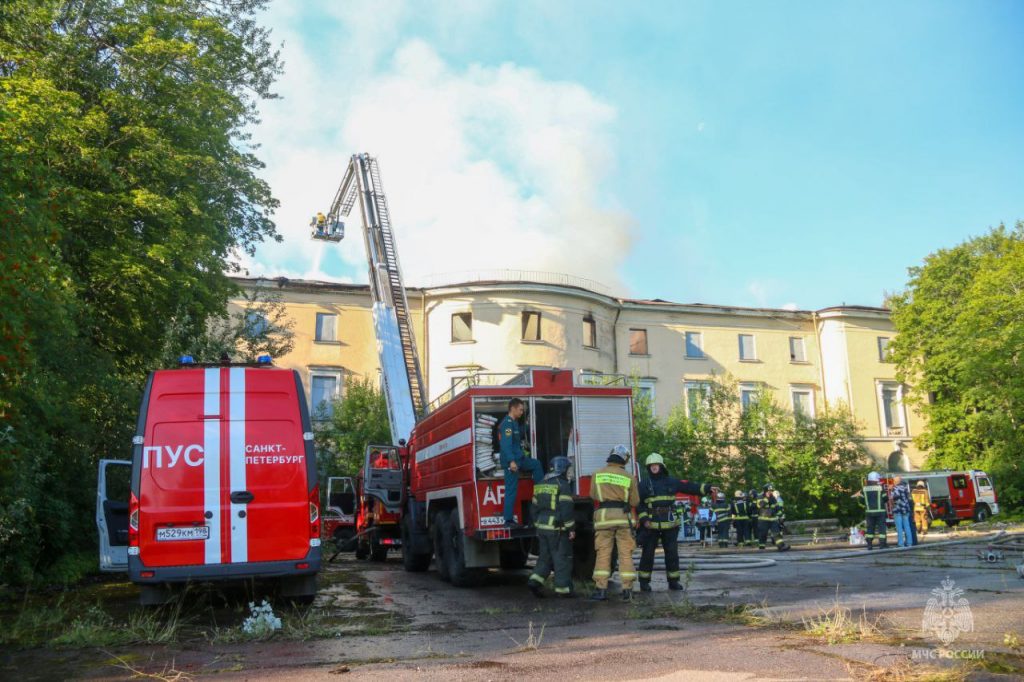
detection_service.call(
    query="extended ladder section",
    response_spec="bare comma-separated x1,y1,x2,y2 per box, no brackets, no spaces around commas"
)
313,154,426,443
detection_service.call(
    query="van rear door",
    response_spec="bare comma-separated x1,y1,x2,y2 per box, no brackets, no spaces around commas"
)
97,459,131,572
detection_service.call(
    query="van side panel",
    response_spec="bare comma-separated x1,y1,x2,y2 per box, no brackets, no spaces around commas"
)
243,369,309,562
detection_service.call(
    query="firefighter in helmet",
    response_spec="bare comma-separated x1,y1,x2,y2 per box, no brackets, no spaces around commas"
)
748,488,760,533
711,490,732,548
857,472,889,550
756,483,790,551
637,453,713,592
591,445,639,602
732,490,752,547
528,457,575,598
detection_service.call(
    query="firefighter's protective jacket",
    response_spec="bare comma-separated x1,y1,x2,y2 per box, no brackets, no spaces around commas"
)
911,486,930,510
532,473,575,532
592,463,639,530
638,468,710,529
756,494,782,520
860,483,886,514
732,499,750,520
712,499,732,523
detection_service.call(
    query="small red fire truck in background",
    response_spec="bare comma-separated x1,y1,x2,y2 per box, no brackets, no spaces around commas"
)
885,469,1000,526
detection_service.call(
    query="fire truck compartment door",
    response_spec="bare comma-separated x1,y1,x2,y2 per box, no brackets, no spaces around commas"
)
574,397,633,476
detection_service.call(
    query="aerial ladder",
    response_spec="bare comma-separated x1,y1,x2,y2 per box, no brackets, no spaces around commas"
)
311,155,424,560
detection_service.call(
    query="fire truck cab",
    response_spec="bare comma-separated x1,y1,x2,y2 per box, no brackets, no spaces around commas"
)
398,368,638,586
893,469,999,525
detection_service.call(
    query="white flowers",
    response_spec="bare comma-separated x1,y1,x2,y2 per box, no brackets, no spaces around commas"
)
242,600,282,636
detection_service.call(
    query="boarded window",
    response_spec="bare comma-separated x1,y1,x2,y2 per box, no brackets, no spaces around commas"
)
522,311,541,341
629,329,648,355
583,316,597,348
315,313,337,342
738,334,756,361
451,313,473,342
789,337,806,362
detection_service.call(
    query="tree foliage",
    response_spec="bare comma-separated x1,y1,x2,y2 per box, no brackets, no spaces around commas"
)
315,377,392,478
888,222,1024,509
632,376,870,523
0,0,281,583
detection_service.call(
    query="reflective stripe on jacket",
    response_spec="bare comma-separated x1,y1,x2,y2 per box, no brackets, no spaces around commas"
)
532,473,575,532
592,464,639,529
861,484,886,513
732,499,749,520
638,471,710,529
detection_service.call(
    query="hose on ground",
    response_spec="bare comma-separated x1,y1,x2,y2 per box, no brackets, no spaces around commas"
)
789,530,1009,561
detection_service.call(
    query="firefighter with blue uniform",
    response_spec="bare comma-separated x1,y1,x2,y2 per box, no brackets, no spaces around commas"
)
498,398,544,527
858,471,889,550
637,453,714,592
527,457,575,598
732,490,752,547
756,484,790,551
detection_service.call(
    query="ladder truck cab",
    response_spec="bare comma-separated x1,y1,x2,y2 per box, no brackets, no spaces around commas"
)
394,369,639,585
322,475,357,552
353,445,405,560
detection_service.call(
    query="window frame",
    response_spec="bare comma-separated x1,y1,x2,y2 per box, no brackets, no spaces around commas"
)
684,380,711,419
628,328,649,356
314,312,338,343
521,311,542,342
582,315,598,349
739,382,759,413
789,336,807,363
877,336,892,363
451,312,474,343
738,333,757,362
245,311,270,337
790,385,816,420
309,371,342,421
876,380,908,437
685,331,705,359
635,379,656,417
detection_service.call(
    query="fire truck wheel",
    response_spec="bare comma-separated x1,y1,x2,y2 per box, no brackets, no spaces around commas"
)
973,505,990,523
355,539,370,560
402,518,432,572
333,528,356,552
445,511,481,587
498,543,529,570
433,510,452,582
572,530,596,581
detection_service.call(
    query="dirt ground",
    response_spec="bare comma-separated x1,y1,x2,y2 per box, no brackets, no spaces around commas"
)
2,526,1023,681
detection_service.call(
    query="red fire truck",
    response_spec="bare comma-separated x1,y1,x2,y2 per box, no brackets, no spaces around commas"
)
886,470,1000,526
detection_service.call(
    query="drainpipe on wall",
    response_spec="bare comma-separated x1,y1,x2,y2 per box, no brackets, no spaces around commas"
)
812,311,829,415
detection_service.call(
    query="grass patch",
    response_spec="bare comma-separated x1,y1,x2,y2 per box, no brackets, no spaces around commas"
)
0,597,66,647
51,599,186,648
507,621,545,652
800,592,895,645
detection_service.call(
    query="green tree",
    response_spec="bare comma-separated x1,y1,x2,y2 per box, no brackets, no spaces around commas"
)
0,0,281,583
888,222,1024,509
315,377,392,478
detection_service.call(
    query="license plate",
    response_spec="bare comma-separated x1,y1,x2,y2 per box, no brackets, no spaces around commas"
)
156,526,210,542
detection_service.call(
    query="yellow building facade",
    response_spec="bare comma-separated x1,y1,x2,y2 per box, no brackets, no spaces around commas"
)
231,276,926,469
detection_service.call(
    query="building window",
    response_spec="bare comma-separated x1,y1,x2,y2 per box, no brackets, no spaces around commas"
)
315,313,337,342
876,381,908,437
451,312,473,343
310,374,339,420
740,383,759,413
685,381,711,420
685,332,704,358
877,336,892,362
245,311,269,337
789,336,807,363
583,315,597,349
791,386,815,420
738,334,757,361
634,379,656,416
629,328,649,355
522,311,541,341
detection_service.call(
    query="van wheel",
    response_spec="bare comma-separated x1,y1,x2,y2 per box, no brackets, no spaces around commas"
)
433,511,452,582
139,584,176,607
370,542,388,562
973,505,990,523
445,511,481,587
402,518,432,572
280,575,317,604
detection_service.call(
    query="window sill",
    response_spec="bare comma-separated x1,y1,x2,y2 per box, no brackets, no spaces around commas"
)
789,360,811,365
583,345,599,351
314,340,342,346
451,340,476,345
738,358,761,363
629,353,651,358
521,340,545,345
684,355,707,361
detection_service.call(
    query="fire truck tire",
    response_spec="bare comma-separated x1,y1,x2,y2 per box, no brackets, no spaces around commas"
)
445,511,482,587
370,542,388,562
947,519,960,527
333,528,356,552
499,544,529,570
433,510,452,582
572,530,596,581
355,539,370,560
974,505,990,523
402,519,432,572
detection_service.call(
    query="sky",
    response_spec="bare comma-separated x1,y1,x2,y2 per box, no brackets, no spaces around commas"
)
245,1,1024,310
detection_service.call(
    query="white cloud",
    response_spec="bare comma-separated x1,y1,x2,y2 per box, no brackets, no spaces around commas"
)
248,14,635,293
781,302,798,311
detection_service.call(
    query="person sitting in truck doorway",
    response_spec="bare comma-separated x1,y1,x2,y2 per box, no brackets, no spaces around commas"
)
500,398,544,528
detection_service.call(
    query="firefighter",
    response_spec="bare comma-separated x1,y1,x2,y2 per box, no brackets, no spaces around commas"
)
498,398,544,527
748,488,760,533
528,457,575,598
732,490,752,547
756,485,790,551
765,483,786,536
591,445,640,602
637,453,713,592
314,211,327,236
712,490,732,548
695,497,712,547
858,471,888,550
912,480,931,536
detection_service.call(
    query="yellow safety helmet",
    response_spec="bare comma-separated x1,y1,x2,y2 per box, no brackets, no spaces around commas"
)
645,453,665,467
